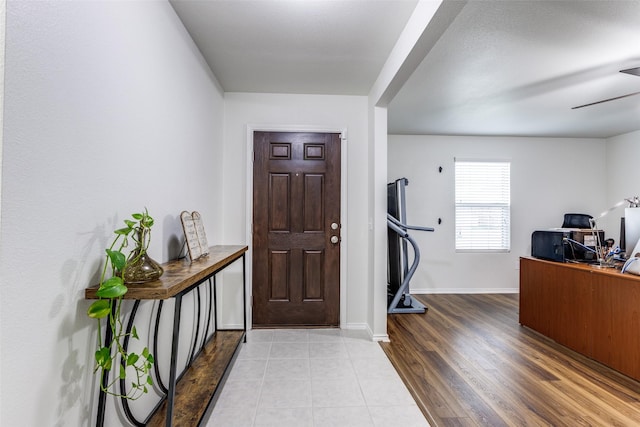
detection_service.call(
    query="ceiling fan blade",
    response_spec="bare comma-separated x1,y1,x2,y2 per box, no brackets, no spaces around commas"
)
571,90,640,109
620,67,640,77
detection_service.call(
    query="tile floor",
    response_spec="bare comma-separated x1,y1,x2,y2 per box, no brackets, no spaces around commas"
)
204,329,430,427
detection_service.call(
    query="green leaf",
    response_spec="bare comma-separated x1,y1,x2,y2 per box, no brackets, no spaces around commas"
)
132,213,143,220
147,376,154,386
95,347,110,366
106,249,126,271
95,347,112,370
143,386,148,393
124,219,136,228
127,353,139,366
146,353,155,364
96,282,127,298
119,365,126,379
132,326,139,340
87,300,111,318
114,227,132,235
142,347,149,358
100,276,123,289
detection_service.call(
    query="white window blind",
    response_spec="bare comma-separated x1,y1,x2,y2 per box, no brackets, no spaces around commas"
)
455,160,511,252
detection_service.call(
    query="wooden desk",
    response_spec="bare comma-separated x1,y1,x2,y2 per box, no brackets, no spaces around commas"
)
520,257,640,381
86,245,248,427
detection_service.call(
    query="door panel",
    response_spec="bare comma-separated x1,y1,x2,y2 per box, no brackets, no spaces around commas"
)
253,131,340,327
269,251,290,300
303,250,323,300
304,174,324,231
269,174,290,231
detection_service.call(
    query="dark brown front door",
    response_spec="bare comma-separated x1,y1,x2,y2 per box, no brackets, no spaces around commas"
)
252,131,341,327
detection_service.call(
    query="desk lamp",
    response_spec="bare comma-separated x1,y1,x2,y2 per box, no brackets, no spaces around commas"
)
589,196,640,267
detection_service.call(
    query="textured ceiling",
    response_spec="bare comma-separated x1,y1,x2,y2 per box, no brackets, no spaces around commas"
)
171,0,640,138
388,0,640,138
170,0,418,95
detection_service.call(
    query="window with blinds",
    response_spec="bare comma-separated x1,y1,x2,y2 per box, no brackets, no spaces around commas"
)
455,160,511,252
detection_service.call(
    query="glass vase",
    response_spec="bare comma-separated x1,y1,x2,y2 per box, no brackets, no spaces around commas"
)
122,248,164,284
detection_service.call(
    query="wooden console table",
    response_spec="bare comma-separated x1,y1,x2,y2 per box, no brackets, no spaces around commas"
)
520,256,640,381
85,245,248,427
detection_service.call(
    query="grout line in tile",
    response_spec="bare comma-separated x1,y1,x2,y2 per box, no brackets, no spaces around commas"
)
209,329,429,426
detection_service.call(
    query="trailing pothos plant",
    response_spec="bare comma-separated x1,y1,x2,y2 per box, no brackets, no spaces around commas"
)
87,209,156,400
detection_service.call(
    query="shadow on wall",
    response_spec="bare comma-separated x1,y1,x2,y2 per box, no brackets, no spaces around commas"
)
163,214,185,262
49,225,106,426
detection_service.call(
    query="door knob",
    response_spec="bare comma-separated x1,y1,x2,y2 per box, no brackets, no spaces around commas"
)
330,236,339,244
331,222,339,230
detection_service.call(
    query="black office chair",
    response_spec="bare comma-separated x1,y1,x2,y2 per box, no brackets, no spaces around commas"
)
562,213,593,229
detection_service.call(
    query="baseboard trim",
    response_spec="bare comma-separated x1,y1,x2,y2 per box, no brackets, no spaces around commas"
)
219,323,244,330
412,288,518,294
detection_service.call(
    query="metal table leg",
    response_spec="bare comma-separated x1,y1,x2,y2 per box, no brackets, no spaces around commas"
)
165,294,183,427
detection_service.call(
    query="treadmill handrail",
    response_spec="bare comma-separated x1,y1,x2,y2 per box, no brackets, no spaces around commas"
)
387,218,408,238
387,213,434,233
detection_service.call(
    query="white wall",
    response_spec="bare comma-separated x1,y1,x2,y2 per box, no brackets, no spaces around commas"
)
0,1,224,425
0,1,6,421
368,105,390,339
388,135,607,293
603,130,640,246
222,93,371,331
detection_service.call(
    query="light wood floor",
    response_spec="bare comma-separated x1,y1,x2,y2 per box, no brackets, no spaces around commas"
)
380,294,640,426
